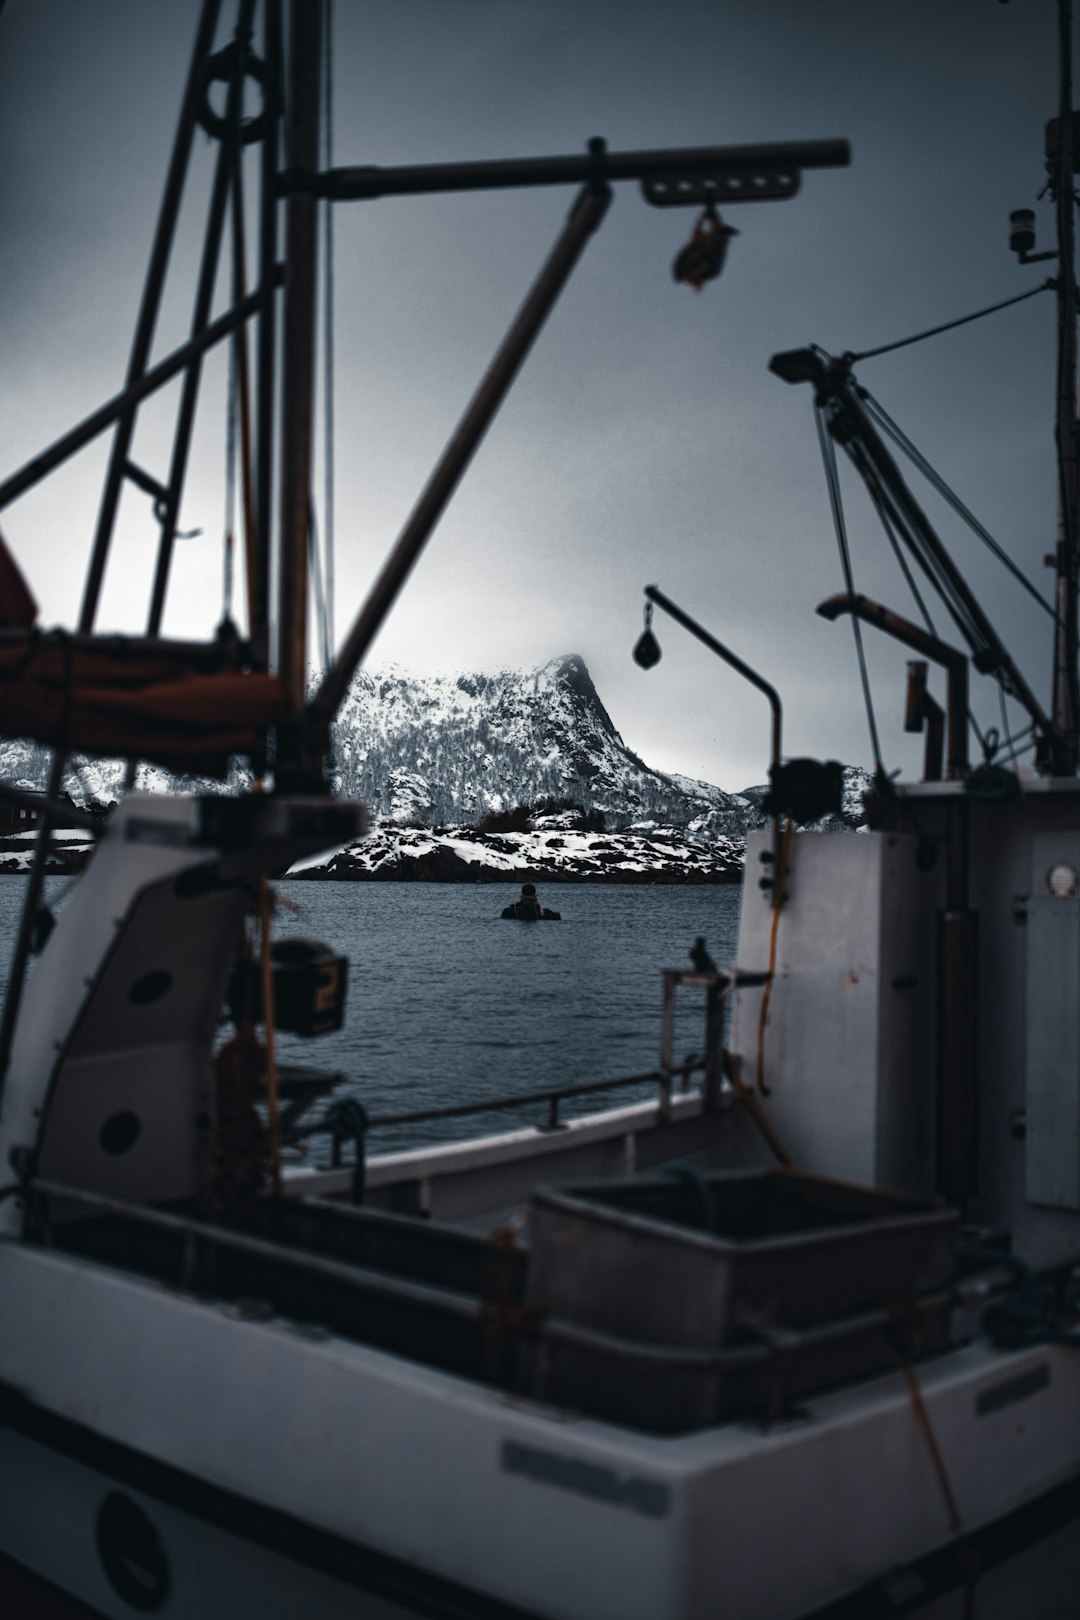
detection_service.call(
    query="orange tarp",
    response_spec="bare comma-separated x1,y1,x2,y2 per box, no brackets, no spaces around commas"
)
0,642,290,775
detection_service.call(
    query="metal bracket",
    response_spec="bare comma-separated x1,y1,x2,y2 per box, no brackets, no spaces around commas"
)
124,460,174,525
641,169,801,208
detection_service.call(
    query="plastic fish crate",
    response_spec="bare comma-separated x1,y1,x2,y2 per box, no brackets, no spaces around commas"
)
531,1291,955,1433
525,1166,959,1430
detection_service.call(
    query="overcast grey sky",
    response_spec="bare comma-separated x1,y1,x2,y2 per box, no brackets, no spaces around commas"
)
0,0,1066,789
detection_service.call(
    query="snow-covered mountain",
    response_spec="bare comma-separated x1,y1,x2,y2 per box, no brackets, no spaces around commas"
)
329,654,753,833
0,654,862,845
0,741,242,809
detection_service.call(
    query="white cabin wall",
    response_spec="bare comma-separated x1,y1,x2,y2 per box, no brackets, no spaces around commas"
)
876,835,940,1195
733,828,940,1196
735,829,939,1198
966,792,1080,1268
735,788,1080,1272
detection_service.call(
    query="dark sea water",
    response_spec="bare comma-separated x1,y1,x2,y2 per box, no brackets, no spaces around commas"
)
274,881,743,1150
0,878,743,1154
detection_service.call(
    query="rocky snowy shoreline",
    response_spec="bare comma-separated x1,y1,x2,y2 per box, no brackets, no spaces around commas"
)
0,652,869,882
291,821,745,885
0,830,96,876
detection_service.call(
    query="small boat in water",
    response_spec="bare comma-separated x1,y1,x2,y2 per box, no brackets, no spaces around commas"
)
2,5,1080,1620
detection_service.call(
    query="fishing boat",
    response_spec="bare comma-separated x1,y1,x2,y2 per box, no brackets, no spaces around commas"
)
1,3,1079,1618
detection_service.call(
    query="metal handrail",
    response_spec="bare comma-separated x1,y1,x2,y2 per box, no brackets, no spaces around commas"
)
19,1177,479,1316
336,1057,705,1138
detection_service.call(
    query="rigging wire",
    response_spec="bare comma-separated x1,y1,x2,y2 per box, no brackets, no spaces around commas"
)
322,0,336,659
860,390,1060,624
227,104,258,643
1052,159,1080,732
223,315,238,625
851,382,1061,752
308,498,332,672
849,442,939,633
999,684,1021,771
220,27,248,633
846,436,989,754
841,280,1053,364
833,384,1050,726
999,728,1038,762
814,404,885,773
835,415,991,662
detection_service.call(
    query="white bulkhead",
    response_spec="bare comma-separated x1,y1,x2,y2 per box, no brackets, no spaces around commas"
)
0,796,239,1233
0,792,364,1235
734,825,941,1196
735,784,1080,1272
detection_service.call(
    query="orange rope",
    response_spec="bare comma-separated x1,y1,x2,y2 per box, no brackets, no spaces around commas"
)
725,1052,794,1165
743,1090,794,1166
259,877,283,1197
901,1361,963,1535
755,819,794,1096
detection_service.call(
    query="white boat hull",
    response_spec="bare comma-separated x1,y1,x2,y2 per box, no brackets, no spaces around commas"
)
2,1237,1078,1620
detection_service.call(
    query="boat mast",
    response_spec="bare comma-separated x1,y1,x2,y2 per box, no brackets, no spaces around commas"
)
276,0,322,774
253,0,284,675
1052,0,1080,774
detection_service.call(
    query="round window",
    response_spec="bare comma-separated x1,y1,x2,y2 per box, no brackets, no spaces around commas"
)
99,1112,141,1156
95,1491,170,1612
1046,862,1079,900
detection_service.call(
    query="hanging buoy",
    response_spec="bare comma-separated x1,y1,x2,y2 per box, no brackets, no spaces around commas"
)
633,600,662,668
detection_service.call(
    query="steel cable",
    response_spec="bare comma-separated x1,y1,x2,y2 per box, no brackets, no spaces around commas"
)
322,0,336,657
814,404,885,772
842,279,1052,364
223,311,238,623
846,437,989,754
861,390,1059,624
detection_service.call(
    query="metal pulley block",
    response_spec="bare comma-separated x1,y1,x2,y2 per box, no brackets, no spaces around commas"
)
672,206,739,291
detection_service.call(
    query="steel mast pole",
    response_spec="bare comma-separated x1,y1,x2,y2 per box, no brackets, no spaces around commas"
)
77,0,223,633
254,0,284,674
277,0,322,735
1052,0,1080,774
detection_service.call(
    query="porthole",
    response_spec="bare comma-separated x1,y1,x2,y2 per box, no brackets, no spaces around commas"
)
100,1111,140,1156
129,971,172,1005
1046,862,1079,900
95,1491,170,1612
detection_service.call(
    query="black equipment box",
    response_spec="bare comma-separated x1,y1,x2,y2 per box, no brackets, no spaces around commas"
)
228,937,348,1037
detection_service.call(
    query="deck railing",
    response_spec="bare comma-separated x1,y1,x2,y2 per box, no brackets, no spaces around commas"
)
283,966,757,1197
283,1055,707,1201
